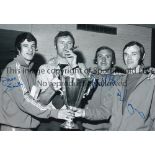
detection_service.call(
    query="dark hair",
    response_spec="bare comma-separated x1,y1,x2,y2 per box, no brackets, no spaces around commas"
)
15,32,37,51
54,31,75,48
123,41,145,65
94,46,116,66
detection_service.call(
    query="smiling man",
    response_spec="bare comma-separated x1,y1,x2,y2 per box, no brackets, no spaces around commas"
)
0,32,74,131
96,47,114,72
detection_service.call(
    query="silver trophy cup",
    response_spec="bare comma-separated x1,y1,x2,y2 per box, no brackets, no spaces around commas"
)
61,76,89,129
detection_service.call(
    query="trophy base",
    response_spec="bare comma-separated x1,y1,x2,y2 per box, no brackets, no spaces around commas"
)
61,120,78,130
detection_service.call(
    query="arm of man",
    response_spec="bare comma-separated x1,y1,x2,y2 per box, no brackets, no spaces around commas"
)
150,80,155,130
84,101,112,121
74,87,114,121
38,86,55,105
36,65,58,105
0,64,73,120
2,83,73,121
1,75,58,119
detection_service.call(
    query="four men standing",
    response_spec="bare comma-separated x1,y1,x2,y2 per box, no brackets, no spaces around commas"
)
0,31,155,131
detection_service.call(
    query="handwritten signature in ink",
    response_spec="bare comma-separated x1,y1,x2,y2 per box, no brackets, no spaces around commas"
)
127,103,146,119
90,74,124,89
117,88,127,101
1,76,23,91
117,88,146,119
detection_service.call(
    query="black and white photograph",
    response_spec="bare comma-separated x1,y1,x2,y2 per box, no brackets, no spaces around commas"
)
0,24,155,131
0,0,155,155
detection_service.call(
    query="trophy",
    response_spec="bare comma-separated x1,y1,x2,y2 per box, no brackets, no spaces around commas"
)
61,76,89,129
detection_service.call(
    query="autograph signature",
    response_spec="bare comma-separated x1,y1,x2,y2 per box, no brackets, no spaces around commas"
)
1,76,23,91
90,74,124,88
127,103,146,119
117,88,127,101
117,88,146,119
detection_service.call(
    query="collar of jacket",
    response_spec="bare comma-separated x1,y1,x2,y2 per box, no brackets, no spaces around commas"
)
14,55,34,70
134,73,148,88
124,73,148,91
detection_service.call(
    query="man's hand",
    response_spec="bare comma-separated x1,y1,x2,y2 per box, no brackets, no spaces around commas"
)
64,49,77,68
75,108,85,118
69,106,85,118
57,109,75,121
50,77,61,91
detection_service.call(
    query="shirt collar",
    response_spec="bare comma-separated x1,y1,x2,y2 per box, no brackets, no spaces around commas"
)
14,55,34,70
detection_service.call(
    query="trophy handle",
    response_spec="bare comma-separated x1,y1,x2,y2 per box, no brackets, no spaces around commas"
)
75,78,89,107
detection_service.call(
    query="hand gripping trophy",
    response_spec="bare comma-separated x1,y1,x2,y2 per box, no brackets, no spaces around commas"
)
61,75,89,129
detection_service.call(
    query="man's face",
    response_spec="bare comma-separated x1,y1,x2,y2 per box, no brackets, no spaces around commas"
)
56,36,74,58
97,49,113,71
123,45,141,69
19,39,36,62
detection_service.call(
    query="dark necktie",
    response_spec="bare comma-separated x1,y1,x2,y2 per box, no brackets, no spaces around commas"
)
52,64,68,109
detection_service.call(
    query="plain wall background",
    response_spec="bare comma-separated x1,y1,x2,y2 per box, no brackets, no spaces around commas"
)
0,24,152,70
